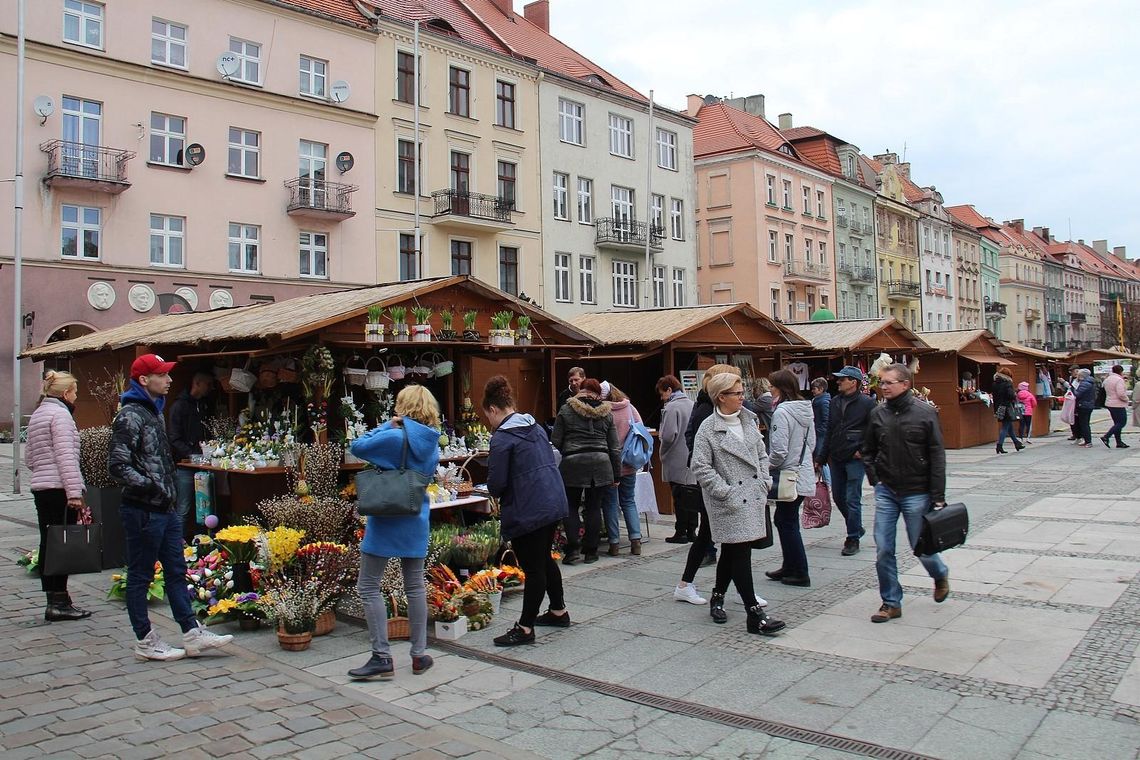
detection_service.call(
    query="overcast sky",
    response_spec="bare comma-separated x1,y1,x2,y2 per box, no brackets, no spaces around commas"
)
549,0,1139,253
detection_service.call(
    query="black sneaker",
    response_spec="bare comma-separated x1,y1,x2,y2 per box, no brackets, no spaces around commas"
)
493,624,535,647
1101,436,1111,448
841,539,860,556
534,609,571,627
664,534,690,544
764,568,785,581
561,551,581,566
1119,443,1131,449
348,654,394,680
583,553,599,564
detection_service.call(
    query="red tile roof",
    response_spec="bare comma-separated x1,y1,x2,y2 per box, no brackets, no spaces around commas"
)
381,1,513,55
693,102,803,162
781,126,825,141
946,204,1006,246
273,0,374,28
781,127,874,190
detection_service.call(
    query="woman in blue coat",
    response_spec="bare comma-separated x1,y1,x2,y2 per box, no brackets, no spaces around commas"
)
481,376,570,646
347,385,442,680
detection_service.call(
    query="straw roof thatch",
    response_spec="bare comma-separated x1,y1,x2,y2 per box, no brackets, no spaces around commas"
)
1067,347,1140,362
571,304,806,347
917,329,1011,356
785,318,929,352
1003,343,1068,361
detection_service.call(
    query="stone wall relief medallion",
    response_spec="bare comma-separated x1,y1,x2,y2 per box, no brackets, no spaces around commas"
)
209,289,234,310
128,284,156,313
175,287,199,311
87,282,116,311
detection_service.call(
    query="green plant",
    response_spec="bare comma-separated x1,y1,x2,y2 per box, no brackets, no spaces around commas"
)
491,311,514,330
367,304,384,323
411,306,432,324
79,426,118,488
463,310,478,329
389,305,407,324
440,310,454,330
258,577,322,634
516,315,531,332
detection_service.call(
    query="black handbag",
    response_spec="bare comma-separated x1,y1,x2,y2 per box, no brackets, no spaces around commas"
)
43,503,103,576
751,502,775,551
914,502,969,556
354,425,432,517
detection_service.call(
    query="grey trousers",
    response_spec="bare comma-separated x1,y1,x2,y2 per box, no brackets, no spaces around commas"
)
357,553,427,657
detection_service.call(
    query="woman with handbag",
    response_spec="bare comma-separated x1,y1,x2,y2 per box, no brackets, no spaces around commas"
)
25,370,92,622
481,376,570,646
992,370,1025,454
764,369,816,588
690,372,785,635
347,385,442,680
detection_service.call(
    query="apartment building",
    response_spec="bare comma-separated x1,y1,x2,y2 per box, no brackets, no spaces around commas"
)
862,154,920,330
995,220,1046,347
902,175,956,332
950,221,983,330
947,204,1004,338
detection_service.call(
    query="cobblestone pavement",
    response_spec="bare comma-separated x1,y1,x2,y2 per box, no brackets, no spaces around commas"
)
2,412,1140,759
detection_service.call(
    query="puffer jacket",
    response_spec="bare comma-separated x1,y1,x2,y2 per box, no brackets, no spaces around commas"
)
992,374,1017,418
659,391,696,486
1016,386,1038,416
109,381,177,512
811,391,830,461
690,406,772,544
768,399,818,499
608,399,643,476
1074,377,1096,410
487,413,568,540
25,397,85,499
168,389,211,463
551,396,621,488
862,392,946,503
1103,372,1129,408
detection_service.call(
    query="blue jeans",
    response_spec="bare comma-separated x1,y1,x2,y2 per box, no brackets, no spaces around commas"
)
1106,407,1127,445
873,485,948,608
120,502,197,640
175,468,195,523
997,418,1021,449
831,459,866,540
774,496,808,576
605,473,641,544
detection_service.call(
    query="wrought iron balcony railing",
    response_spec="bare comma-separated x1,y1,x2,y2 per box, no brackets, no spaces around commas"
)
854,266,877,283
886,279,921,298
40,139,134,189
836,216,848,228
784,260,831,282
836,260,854,275
285,177,357,218
1069,312,1087,324
432,189,512,224
594,218,664,250
984,300,1008,317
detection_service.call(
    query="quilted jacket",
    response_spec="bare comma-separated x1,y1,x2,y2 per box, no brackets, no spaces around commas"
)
109,381,177,512
551,396,621,488
25,397,85,499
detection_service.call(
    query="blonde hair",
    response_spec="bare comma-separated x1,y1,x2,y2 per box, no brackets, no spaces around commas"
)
702,363,741,391
42,370,77,399
706,372,743,403
395,384,441,428
607,384,628,402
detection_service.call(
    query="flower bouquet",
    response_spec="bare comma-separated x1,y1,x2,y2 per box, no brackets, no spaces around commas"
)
447,532,498,568
264,526,305,572
215,525,262,564
17,548,39,576
294,541,353,613
185,550,234,615
495,564,526,588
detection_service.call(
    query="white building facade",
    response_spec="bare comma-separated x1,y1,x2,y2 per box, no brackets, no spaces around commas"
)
915,190,956,331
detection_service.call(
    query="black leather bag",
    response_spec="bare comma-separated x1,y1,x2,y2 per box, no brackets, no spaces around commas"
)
914,502,969,556
354,426,432,517
751,502,775,551
43,523,103,576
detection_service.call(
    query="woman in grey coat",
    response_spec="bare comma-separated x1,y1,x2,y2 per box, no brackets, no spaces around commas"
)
764,369,817,588
690,372,786,636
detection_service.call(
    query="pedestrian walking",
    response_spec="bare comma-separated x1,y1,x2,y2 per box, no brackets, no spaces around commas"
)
168,371,214,530
110,355,233,661
689,372,785,635
1101,365,1130,449
1016,382,1038,442
600,383,644,556
551,378,620,565
348,385,443,679
1074,368,1096,447
809,377,831,489
821,366,874,555
992,369,1025,454
862,363,951,623
25,370,92,622
657,375,699,545
479,376,571,646
764,370,816,588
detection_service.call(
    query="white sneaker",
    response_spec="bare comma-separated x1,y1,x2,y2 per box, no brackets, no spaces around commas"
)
183,625,234,656
673,584,707,605
134,630,186,662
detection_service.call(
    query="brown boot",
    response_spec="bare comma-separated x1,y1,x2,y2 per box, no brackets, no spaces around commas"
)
630,539,641,556
870,603,901,623
933,577,950,603
607,543,620,557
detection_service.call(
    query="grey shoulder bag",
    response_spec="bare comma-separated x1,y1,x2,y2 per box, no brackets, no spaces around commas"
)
355,426,433,517
775,423,811,502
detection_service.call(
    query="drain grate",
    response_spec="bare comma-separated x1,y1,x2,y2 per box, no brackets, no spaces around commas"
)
433,640,940,760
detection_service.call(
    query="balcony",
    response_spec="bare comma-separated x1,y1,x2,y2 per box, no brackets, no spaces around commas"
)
1024,307,1041,322
854,266,877,283
984,299,1007,317
925,285,948,297
862,223,874,234
285,177,357,221
1047,313,1065,325
836,216,848,228
429,189,513,231
594,218,664,252
886,279,921,299
40,140,135,194
836,260,854,275
1070,312,1087,324
1067,339,1090,351
784,260,831,284
1025,339,1044,349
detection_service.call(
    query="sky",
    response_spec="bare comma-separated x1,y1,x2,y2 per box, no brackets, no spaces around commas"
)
547,0,1140,253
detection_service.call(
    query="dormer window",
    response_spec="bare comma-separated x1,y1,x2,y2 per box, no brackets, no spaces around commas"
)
845,154,857,178
778,145,793,156
581,74,609,87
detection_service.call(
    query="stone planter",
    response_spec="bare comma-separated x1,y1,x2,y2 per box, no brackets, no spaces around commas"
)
277,630,313,651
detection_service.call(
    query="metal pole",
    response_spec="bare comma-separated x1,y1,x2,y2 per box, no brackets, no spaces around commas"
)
11,0,26,493
413,21,421,278
643,89,654,307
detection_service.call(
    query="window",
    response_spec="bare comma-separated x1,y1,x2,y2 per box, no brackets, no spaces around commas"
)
499,246,519,296
448,66,470,116
299,56,327,98
611,186,634,225
228,223,259,273
61,205,100,259
651,194,664,232
818,241,827,265
61,96,101,176
149,214,184,267
653,265,666,307
228,38,261,85
609,114,633,158
670,199,684,240
770,288,780,316
227,128,259,178
768,231,778,262
399,233,420,281
396,51,416,104
554,253,572,302
804,239,813,264
802,186,811,214
299,231,328,278
495,80,516,128
151,19,187,68
846,154,856,178
838,242,847,266
451,240,472,275
298,140,327,202
816,190,825,217
672,268,686,307
656,128,677,170
613,260,638,307
397,139,419,194
579,255,596,304
577,178,593,223
149,113,185,166
787,289,796,322
766,175,776,205
552,172,569,219
497,161,516,209
63,0,102,49
558,99,584,145
450,151,470,192
782,179,791,209
784,233,793,262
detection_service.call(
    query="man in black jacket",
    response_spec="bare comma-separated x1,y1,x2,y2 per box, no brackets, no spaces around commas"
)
820,366,875,556
861,363,950,624
168,371,214,528
556,367,585,412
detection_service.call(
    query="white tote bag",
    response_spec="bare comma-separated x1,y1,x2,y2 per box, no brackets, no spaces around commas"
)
634,470,659,517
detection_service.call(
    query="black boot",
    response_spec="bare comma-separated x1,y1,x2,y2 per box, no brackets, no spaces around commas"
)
746,604,787,635
1013,440,1025,452
709,592,727,624
996,445,1007,454
45,592,90,622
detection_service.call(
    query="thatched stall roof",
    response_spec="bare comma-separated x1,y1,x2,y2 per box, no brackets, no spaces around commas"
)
1066,347,1140,364
917,329,1015,366
572,304,807,352
1003,343,1068,361
784,318,930,354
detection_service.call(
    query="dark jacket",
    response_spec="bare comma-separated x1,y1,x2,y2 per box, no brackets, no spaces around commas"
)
811,391,831,461
823,390,875,465
1075,377,1096,410
557,386,575,413
861,393,946,503
109,381,177,512
551,396,621,487
685,390,714,467
992,374,1016,415
487,413,569,540
168,389,210,463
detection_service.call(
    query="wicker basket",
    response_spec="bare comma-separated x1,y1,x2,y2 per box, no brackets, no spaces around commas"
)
387,616,410,640
313,608,337,637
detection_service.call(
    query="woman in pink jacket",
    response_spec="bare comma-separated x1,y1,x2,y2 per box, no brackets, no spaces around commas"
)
1016,382,1038,442
602,382,644,556
25,370,91,621
1101,364,1131,449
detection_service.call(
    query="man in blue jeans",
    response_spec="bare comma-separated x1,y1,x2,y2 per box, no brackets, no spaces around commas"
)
109,354,233,661
861,363,950,623
820,366,875,556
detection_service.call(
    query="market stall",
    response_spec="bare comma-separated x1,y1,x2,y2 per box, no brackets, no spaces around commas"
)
1003,342,1068,436
780,318,933,385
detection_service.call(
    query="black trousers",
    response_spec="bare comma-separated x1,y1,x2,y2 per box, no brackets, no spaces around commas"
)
34,489,77,593
713,541,759,608
670,483,700,537
563,486,608,555
511,521,565,628
1076,408,1093,445
681,492,714,583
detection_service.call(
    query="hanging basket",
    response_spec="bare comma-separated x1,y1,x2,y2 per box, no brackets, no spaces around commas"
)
387,355,406,381
364,356,389,390
230,360,256,393
343,356,368,387
426,352,453,377
410,355,434,379
257,367,279,389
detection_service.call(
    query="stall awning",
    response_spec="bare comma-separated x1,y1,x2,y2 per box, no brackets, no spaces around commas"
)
960,352,1016,366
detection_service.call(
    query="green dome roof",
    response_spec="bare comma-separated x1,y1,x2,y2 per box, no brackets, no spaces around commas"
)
809,308,836,322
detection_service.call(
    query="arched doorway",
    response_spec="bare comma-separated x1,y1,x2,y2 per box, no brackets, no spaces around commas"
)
43,323,95,375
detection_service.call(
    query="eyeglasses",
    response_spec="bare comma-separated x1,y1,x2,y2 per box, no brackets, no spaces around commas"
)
878,379,906,387
720,391,746,397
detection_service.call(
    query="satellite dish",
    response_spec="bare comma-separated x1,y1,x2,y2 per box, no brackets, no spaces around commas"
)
33,95,54,118
330,80,351,104
216,52,240,78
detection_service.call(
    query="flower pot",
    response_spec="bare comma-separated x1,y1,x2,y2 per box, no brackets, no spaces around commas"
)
411,324,432,342
488,590,502,614
238,617,261,631
433,617,468,640
516,333,531,346
489,329,513,346
438,329,457,341
462,329,482,342
365,323,385,344
392,325,410,342
277,630,312,651
313,608,336,637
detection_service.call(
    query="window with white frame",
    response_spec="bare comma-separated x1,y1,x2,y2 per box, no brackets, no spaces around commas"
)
802,186,811,214
579,255,596,304
770,288,780,316
228,38,262,85
838,241,846,266
611,186,634,227
228,223,260,273
499,246,519,296
61,205,100,259
451,240,472,276
397,139,419,194
656,128,677,170
846,154,856,178
818,241,827,266
577,177,592,223
227,127,259,178
396,51,416,104
613,260,638,307
804,239,813,264
149,214,184,267
399,233,420,281
782,179,791,208
299,55,327,98
651,194,664,232
768,230,778,262
554,252,572,302
672,268,686,306
784,233,793,262
448,66,470,116
299,231,328,278
149,113,185,166
553,172,569,219
558,99,584,145
816,190,825,217
670,199,684,240
63,0,103,49
766,175,776,205
151,18,187,68
497,160,516,209
787,289,796,321
609,114,633,158
652,265,666,307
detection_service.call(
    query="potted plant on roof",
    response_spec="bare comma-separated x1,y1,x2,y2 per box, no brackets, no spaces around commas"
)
389,305,409,342
462,310,481,342
490,311,514,346
411,306,433,342
515,315,532,346
438,310,457,341
365,305,385,344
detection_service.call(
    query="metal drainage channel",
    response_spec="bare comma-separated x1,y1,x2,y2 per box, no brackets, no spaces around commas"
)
433,640,938,760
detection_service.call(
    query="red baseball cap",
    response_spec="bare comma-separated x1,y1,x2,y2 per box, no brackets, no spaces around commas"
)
130,353,177,381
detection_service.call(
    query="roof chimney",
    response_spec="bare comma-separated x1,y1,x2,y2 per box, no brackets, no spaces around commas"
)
778,113,793,130
896,162,910,180
1006,219,1024,233
1114,245,1127,259
1033,226,1051,242
725,94,765,118
1092,239,1109,255
873,152,898,166
686,94,705,117
522,1,548,32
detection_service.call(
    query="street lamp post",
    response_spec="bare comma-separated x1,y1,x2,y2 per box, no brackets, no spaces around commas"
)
10,0,26,493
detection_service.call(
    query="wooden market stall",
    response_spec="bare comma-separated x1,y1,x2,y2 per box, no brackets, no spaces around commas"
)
780,318,933,389
1003,342,1069,435
1065,347,1140,373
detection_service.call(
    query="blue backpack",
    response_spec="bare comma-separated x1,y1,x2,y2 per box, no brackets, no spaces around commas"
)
621,420,655,470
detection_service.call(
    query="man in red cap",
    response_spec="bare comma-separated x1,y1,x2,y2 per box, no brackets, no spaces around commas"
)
109,354,232,661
